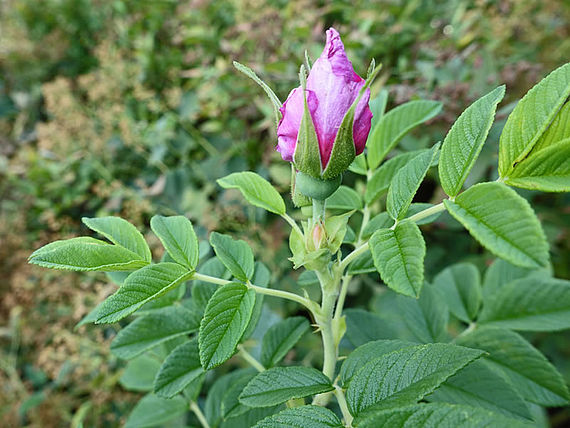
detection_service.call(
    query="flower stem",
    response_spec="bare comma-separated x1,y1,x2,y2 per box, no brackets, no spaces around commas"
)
190,401,210,428
312,198,326,222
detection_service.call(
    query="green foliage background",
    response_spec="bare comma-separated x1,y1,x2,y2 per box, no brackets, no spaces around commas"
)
0,0,569,426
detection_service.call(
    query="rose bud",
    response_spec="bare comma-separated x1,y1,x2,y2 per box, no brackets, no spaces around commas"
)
277,28,374,199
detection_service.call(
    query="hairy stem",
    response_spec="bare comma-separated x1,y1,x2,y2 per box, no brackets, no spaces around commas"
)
405,201,446,223
334,385,354,426
333,274,352,322
190,401,210,428
313,268,340,406
238,344,265,372
191,273,313,311
281,212,304,237
247,282,314,311
312,198,326,222
339,242,369,271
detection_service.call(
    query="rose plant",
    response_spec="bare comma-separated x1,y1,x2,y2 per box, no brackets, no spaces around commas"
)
30,28,570,427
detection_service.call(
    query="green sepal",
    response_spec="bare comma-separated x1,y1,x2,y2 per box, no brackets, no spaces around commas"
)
295,171,341,201
323,211,353,254
233,61,282,126
293,65,323,178
322,62,382,179
322,101,357,179
291,164,312,207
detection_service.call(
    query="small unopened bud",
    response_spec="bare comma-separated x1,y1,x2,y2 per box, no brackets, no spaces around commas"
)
312,221,325,250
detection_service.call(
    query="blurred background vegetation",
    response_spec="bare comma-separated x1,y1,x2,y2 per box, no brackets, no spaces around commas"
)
1,0,569,426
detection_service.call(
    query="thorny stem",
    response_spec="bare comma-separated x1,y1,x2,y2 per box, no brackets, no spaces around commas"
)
190,401,210,428
237,344,265,372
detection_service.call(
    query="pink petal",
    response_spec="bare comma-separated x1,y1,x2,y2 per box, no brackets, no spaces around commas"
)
276,86,319,162
306,28,371,167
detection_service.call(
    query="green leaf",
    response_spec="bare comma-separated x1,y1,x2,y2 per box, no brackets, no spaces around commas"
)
233,61,282,124
120,354,161,392
355,403,534,428
239,366,333,407
457,326,570,406
82,216,151,262
221,407,283,428
432,263,481,323
397,284,449,343
499,62,570,178
199,282,256,369
506,138,570,192
369,90,389,131
183,372,205,402
210,232,255,282
349,153,368,175
532,100,570,152
261,316,311,368
361,212,393,239
347,250,376,275
370,222,426,298
206,369,253,426
365,150,427,205
427,360,531,420
405,203,443,225
439,86,505,196
29,237,148,272
443,182,549,268
111,306,200,359
242,261,271,340
344,309,399,347
75,300,105,329
482,258,539,299
96,263,192,323
340,339,416,386
192,257,229,310
367,100,442,170
221,371,258,420
153,338,204,398
326,186,363,211
253,405,343,428
387,144,440,220
218,171,286,215
479,276,570,331
124,393,187,428
346,343,483,416
150,215,199,270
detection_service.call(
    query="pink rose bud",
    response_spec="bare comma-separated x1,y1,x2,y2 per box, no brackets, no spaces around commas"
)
277,28,373,179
